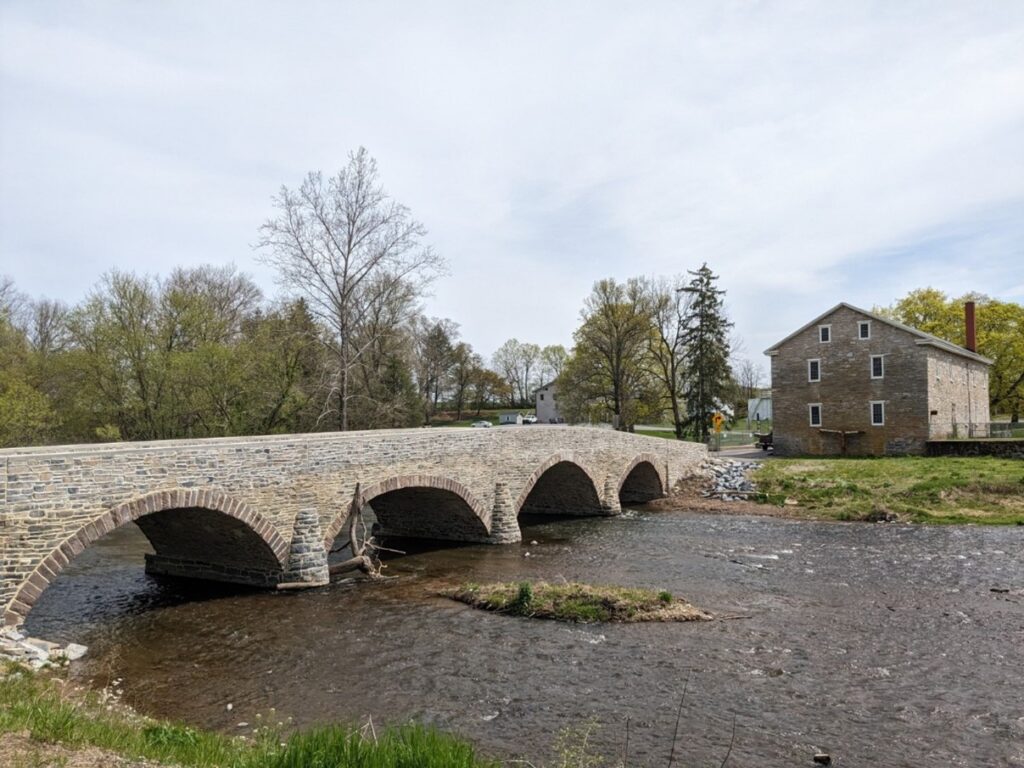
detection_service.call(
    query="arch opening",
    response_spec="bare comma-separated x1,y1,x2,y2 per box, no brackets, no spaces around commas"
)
518,460,602,517
7,490,287,626
619,461,664,504
363,487,491,543
136,506,285,586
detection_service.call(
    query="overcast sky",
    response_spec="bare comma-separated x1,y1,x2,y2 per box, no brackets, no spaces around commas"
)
2,2,1023,374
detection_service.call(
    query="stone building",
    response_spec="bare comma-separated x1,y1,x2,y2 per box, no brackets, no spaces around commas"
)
764,302,991,455
535,381,563,423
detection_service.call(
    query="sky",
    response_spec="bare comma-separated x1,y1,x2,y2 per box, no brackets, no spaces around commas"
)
2,1,1023,377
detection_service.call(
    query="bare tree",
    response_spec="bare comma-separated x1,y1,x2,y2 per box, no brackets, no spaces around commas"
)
0,276,27,325
736,359,763,400
27,298,70,356
539,344,568,385
257,148,446,430
644,275,691,439
491,338,541,406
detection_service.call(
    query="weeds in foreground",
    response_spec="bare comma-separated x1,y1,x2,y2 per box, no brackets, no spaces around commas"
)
0,663,495,767
2,663,738,767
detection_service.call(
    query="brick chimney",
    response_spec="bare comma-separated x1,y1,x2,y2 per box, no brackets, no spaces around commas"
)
964,301,977,353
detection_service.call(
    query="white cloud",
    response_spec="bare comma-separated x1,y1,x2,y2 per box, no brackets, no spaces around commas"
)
1,1,1022,367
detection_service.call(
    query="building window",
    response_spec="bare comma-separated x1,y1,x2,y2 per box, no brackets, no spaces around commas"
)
809,403,822,427
819,325,831,343
871,401,885,426
808,359,821,382
859,321,871,339
539,394,544,400
871,355,884,379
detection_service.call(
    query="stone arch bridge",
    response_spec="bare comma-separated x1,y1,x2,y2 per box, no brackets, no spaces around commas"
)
1,426,705,626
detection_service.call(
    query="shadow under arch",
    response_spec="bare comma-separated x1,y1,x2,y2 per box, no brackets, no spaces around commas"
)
618,453,667,504
5,488,289,626
516,453,604,516
323,475,492,547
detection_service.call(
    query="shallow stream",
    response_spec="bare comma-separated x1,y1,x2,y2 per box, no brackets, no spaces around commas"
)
25,510,1024,766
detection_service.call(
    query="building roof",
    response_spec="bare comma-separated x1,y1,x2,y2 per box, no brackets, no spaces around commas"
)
763,302,993,365
532,381,558,393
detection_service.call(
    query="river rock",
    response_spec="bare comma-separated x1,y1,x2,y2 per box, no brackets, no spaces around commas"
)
61,643,89,661
25,638,62,655
699,457,761,500
0,628,90,667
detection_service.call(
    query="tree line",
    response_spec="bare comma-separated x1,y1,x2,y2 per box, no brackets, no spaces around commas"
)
0,149,563,448
0,146,747,447
558,266,738,441
0,264,575,447
5,147,1018,448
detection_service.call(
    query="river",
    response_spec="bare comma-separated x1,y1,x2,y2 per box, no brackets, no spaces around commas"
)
24,509,1024,767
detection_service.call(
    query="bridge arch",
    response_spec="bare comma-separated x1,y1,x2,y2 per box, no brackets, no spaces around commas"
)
323,475,491,546
618,453,667,504
516,453,604,516
5,488,290,626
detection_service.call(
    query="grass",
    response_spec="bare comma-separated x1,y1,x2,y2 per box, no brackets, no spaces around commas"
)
0,663,496,768
753,456,1024,524
444,581,712,623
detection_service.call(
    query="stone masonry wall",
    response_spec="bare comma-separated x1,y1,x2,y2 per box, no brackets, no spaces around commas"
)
1,427,705,624
925,440,1024,458
770,306,985,456
926,352,991,439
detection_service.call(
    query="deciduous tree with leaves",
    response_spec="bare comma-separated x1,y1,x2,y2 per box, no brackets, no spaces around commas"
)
881,288,1024,422
561,278,661,431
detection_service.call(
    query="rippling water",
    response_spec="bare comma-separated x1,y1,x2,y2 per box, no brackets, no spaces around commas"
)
25,510,1024,767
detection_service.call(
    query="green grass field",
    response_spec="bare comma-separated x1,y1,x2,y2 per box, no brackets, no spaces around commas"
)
753,456,1024,524
0,664,496,768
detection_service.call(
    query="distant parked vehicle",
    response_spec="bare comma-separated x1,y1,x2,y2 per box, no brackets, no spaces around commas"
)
522,415,538,424
471,421,492,428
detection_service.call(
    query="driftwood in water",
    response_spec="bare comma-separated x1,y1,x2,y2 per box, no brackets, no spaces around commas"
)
328,483,386,578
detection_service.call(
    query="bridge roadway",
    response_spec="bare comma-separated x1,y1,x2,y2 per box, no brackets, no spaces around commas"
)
0,426,706,626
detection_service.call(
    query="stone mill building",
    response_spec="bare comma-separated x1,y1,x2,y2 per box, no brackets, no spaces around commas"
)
764,302,991,456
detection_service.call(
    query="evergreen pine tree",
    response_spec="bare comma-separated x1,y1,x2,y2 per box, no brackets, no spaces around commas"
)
679,264,733,441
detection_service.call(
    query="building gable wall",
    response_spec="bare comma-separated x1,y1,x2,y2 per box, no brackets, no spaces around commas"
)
770,305,933,455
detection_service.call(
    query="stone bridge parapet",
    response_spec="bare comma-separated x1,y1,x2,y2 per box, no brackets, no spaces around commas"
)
0,426,705,625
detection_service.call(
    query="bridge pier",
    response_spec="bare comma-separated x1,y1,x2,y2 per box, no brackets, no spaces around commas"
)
601,475,622,516
280,507,330,587
488,482,522,544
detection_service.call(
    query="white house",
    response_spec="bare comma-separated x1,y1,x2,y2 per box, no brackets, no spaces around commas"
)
747,396,772,426
535,382,563,423
498,412,523,426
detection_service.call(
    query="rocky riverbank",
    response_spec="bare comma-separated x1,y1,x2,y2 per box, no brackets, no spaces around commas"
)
700,456,761,500
0,626,87,669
